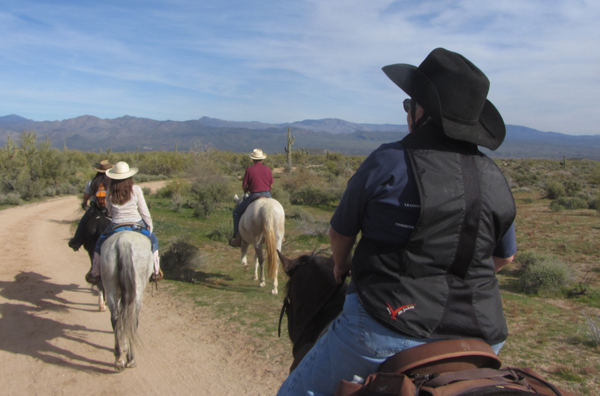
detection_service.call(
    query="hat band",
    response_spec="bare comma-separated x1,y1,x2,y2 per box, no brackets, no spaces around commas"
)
442,110,479,126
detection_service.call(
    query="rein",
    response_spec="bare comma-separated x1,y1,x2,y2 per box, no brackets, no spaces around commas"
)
278,272,348,349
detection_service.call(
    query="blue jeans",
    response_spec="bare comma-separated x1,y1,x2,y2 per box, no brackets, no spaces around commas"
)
276,292,504,396
232,191,272,235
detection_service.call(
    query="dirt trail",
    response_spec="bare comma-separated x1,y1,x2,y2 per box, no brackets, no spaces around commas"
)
0,189,287,395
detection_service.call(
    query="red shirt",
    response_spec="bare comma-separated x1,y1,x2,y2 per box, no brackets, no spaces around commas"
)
242,162,273,193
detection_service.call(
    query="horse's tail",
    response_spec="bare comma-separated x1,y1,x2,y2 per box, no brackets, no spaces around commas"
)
264,206,278,279
116,239,139,347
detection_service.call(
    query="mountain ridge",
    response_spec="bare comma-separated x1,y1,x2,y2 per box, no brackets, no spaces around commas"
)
1,114,599,160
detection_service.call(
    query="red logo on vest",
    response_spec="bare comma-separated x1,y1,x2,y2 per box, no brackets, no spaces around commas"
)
386,303,416,320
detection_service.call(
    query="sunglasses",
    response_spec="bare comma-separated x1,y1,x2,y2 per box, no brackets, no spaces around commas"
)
403,98,411,113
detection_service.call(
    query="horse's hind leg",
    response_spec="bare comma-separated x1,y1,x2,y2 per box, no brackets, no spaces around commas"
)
126,347,136,368
111,314,127,371
98,288,107,312
255,244,265,287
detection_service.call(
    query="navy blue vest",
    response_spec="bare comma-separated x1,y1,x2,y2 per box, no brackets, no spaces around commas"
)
353,124,516,344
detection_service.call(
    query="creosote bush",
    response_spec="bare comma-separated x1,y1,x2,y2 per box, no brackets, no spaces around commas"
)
206,223,231,242
294,211,330,238
582,312,600,347
160,238,206,282
544,181,566,199
517,253,570,295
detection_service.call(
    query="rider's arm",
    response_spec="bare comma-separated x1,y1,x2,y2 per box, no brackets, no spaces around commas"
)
494,256,514,272
135,185,153,232
81,192,91,210
492,223,516,272
330,227,356,284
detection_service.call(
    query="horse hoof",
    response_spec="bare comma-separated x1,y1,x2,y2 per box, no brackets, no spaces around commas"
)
252,276,258,281
259,282,266,287
126,359,136,368
272,289,278,295
99,305,107,312
115,360,125,372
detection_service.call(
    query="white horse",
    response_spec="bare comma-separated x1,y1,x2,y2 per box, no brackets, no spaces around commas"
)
101,231,154,371
234,195,285,294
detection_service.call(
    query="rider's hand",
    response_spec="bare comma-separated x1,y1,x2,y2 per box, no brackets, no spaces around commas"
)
81,202,88,211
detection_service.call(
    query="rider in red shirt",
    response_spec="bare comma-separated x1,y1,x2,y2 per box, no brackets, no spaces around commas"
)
229,149,274,247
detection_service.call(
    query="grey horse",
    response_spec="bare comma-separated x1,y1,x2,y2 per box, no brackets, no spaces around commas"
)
101,231,153,371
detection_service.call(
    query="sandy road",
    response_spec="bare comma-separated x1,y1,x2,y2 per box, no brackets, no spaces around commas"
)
0,191,287,395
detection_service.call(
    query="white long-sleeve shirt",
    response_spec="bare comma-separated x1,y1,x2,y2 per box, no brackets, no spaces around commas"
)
107,185,153,232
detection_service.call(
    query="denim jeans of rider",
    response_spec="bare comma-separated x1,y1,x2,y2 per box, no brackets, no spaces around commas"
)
276,292,504,396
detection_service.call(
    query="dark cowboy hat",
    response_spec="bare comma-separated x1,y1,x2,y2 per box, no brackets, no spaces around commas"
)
382,48,505,150
93,160,113,173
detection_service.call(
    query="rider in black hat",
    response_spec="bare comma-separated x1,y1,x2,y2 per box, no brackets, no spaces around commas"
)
277,48,517,396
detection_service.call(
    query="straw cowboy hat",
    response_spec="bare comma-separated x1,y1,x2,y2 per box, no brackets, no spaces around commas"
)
382,47,505,150
94,160,113,173
249,148,267,160
106,161,139,180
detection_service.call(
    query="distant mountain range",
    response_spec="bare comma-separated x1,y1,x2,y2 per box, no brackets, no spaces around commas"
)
1,114,599,160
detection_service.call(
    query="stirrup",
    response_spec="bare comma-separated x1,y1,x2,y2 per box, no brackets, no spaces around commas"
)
85,270,101,286
150,269,163,282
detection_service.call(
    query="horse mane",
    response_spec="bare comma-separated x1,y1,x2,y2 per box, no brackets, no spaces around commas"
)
282,252,347,369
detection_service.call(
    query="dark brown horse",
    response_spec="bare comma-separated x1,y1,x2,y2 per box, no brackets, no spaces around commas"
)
277,251,346,372
81,205,111,311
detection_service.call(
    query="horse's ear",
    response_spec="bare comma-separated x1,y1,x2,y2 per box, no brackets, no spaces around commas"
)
277,250,296,274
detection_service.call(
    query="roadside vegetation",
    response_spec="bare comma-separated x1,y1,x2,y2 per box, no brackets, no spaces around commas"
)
2,131,600,394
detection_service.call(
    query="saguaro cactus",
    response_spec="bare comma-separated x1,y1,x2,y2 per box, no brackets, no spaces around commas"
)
284,127,295,168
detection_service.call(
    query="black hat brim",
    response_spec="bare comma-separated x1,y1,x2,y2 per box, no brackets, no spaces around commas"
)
382,64,505,151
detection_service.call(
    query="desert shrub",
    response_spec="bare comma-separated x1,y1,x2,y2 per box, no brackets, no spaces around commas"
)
294,184,343,206
549,200,564,212
587,194,600,210
0,192,23,205
193,200,218,218
157,179,190,199
137,151,191,177
133,173,168,182
56,182,79,195
189,165,231,213
581,312,600,347
280,167,319,195
43,187,57,197
544,180,565,199
294,211,330,238
170,193,184,212
160,238,206,282
589,165,600,186
554,197,588,210
269,183,292,211
518,255,570,295
206,223,231,242
563,179,582,197
515,251,540,268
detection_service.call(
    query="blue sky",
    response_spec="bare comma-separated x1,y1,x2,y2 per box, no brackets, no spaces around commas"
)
1,0,598,135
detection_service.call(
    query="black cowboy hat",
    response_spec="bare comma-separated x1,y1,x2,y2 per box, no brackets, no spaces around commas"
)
382,48,505,150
